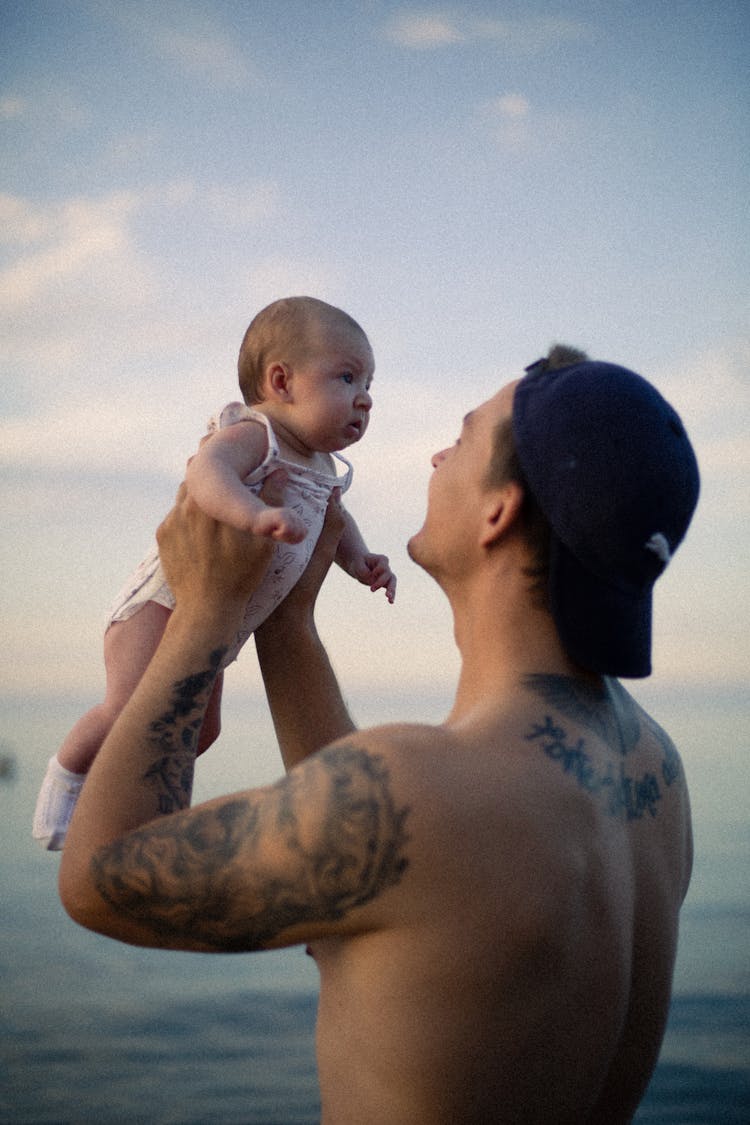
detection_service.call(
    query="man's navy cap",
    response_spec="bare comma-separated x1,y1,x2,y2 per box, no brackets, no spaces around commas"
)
512,360,700,677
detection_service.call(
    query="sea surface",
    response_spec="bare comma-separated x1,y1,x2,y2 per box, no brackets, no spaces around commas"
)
1,684,748,1123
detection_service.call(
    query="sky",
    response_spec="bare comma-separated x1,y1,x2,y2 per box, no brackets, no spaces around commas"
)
1,0,748,716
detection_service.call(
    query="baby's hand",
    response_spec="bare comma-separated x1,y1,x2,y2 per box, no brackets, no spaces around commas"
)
357,553,397,604
253,505,307,544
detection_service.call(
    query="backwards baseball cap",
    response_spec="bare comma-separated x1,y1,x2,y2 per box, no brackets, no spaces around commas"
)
512,359,700,677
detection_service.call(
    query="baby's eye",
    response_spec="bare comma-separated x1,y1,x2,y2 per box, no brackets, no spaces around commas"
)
341,372,354,384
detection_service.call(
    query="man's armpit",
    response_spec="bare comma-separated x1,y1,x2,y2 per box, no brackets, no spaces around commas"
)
91,743,411,951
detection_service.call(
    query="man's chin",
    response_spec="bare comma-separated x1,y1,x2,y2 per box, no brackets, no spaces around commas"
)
406,531,426,569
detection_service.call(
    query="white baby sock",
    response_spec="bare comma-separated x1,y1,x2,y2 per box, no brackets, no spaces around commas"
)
32,756,86,851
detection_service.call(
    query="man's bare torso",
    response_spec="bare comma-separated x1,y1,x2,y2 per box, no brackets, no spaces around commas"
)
310,675,691,1124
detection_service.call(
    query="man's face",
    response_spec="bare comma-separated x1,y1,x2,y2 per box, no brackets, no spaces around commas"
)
407,380,518,577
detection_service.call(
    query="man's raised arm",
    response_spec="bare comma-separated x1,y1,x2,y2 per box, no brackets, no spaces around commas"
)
58,486,274,941
254,492,356,772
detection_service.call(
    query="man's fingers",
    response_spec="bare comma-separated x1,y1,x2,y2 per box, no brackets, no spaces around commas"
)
321,487,345,542
156,482,190,549
156,479,274,608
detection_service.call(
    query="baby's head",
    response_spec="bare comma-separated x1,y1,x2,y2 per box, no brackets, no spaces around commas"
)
238,296,371,405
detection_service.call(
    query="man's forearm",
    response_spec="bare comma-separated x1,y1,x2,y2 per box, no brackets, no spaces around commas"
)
58,606,230,935
255,611,355,771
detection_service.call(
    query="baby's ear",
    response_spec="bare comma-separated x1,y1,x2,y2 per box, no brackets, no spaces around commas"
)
267,362,293,401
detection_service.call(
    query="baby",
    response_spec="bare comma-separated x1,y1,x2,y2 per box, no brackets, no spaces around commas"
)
33,296,396,850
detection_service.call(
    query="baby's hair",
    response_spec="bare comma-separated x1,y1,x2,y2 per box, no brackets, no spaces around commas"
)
238,296,368,404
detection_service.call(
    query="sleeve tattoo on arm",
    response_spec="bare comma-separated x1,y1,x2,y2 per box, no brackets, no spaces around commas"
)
91,743,411,951
143,649,227,814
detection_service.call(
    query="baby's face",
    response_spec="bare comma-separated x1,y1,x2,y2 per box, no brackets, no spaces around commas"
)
286,320,375,452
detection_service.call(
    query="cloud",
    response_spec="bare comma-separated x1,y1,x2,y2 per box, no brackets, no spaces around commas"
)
479,92,534,150
0,84,92,129
385,12,463,49
0,395,209,478
151,27,254,88
385,10,591,52
107,1,256,88
655,337,750,503
203,183,280,227
492,93,530,120
477,91,581,154
243,255,345,307
0,190,153,312
0,181,281,388
656,338,750,435
0,193,48,243
471,15,592,52
0,95,25,119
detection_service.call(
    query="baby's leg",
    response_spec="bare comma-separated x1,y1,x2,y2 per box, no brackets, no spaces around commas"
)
57,602,172,772
33,602,171,850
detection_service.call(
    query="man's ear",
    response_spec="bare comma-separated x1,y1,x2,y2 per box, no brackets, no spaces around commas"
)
267,362,293,401
479,480,525,548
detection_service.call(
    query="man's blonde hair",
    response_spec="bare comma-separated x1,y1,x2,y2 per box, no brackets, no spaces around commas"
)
237,296,368,404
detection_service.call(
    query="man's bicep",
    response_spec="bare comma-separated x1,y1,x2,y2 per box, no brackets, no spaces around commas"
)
90,742,412,952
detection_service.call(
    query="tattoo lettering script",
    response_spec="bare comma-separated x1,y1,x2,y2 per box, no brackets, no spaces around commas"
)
526,715,661,820
91,744,411,951
524,675,681,821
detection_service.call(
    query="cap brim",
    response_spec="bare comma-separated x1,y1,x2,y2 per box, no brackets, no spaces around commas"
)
548,536,653,678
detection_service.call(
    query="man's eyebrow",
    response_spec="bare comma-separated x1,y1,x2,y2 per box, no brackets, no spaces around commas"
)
462,410,475,428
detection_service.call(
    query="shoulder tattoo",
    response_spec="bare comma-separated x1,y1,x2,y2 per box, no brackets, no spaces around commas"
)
91,743,411,951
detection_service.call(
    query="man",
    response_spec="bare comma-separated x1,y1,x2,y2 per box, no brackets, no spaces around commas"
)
60,348,700,1124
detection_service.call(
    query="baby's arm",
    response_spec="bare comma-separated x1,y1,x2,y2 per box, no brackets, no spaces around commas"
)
185,421,306,543
336,507,396,604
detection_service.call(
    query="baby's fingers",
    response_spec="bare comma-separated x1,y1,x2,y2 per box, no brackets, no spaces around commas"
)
366,556,397,603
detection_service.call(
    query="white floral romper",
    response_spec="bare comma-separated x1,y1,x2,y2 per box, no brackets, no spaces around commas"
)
106,403,353,665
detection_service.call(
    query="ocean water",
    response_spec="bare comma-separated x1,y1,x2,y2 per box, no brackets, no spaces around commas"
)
1,684,748,1123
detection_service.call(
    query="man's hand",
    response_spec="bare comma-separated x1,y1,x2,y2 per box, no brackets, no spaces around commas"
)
256,488,346,635
157,476,281,614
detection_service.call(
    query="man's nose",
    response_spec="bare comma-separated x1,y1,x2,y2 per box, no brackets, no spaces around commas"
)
431,447,448,468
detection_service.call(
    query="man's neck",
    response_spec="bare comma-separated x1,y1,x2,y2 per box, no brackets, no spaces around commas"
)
445,570,580,727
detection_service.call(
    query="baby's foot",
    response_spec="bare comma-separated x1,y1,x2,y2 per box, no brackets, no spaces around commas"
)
32,756,86,851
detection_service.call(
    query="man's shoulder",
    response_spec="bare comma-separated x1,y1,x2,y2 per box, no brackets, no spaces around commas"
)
308,723,460,809
327,721,452,759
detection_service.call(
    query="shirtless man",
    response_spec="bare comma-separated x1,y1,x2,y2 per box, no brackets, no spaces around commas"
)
59,348,700,1124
